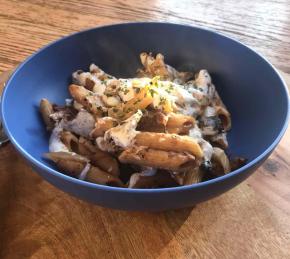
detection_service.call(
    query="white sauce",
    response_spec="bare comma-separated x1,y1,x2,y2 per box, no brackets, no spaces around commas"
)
70,67,221,165
172,84,196,104
141,167,157,176
73,101,83,111
103,110,142,148
65,98,73,106
118,79,137,102
195,70,211,87
49,124,69,152
78,163,91,180
93,82,106,96
102,95,120,107
189,125,213,161
204,106,216,117
63,110,95,137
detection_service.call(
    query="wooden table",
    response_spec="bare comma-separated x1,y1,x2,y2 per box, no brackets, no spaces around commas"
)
0,1,290,258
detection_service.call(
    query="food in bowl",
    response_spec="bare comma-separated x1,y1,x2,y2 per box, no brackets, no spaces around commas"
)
40,52,246,188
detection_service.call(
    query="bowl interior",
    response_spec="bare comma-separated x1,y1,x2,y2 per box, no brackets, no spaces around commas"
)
2,23,289,177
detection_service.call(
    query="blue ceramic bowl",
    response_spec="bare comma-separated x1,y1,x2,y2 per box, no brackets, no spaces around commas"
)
1,23,289,211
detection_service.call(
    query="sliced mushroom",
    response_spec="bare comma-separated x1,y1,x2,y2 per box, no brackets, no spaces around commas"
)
230,157,247,171
128,169,177,188
137,109,167,133
183,168,204,185
60,131,79,152
215,106,231,131
50,105,78,122
211,147,231,176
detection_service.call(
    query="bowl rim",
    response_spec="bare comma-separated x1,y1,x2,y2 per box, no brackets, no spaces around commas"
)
1,22,289,194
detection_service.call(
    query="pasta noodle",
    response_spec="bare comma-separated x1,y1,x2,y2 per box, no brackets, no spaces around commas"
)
166,113,195,134
128,170,178,188
69,84,104,116
45,152,123,186
90,117,118,138
40,52,245,188
134,132,203,158
40,98,54,130
119,146,197,171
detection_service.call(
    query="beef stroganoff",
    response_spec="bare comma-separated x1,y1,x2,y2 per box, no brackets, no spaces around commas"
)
40,53,246,188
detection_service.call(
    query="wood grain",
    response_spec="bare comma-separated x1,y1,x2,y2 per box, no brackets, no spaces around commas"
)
0,1,290,258
0,0,290,74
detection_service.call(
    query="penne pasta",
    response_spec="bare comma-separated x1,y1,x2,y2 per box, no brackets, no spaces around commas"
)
59,132,120,177
166,113,195,134
137,52,192,83
78,137,120,176
40,52,245,188
134,132,203,158
69,84,104,116
128,170,178,188
78,136,98,154
89,64,115,81
86,166,123,187
90,117,118,138
40,98,54,130
45,152,89,176
60,131,79,152
90,149,120,177
45,152,123,187
119,146,197,171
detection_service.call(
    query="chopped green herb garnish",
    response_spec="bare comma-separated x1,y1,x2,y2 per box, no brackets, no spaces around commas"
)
149,88,157,96
133,99,141,105
120,87,130,95
159,97,166,105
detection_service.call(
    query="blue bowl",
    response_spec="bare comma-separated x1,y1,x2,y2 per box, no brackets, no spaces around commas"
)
2,23,289,211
